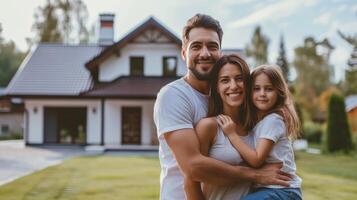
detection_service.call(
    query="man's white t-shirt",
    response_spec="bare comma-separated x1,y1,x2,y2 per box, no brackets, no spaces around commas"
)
154,77,209,200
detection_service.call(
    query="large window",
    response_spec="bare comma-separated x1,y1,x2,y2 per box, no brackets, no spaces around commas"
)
163,57,177,77
130,57,144,76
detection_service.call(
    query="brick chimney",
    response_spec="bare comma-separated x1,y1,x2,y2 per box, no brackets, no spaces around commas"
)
99,13,115,46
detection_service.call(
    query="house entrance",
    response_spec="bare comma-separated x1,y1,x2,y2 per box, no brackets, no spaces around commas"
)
121,107,141,144
44,107,86,144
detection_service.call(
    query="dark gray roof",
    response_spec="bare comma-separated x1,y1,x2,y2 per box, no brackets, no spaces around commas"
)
82,76,178,98
6,44,103,96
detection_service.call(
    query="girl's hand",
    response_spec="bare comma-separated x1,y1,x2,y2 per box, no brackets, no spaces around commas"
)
217,115,237,137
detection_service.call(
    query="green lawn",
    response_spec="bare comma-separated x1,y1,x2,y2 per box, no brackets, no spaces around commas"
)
0,152,357,200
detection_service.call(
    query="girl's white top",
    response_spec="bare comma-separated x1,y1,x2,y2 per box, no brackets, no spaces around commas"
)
252,113,302,188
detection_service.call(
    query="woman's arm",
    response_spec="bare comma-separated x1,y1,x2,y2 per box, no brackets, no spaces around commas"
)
183,117,217,200
217,115,274,168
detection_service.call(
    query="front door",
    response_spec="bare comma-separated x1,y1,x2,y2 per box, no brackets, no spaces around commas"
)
121,107,141,144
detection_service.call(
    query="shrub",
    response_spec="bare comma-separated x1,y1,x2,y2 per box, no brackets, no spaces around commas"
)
0,132,23,140
326,94,353,153
303,121,323,143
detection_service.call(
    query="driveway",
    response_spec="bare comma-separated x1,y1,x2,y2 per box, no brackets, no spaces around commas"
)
0,140,86,186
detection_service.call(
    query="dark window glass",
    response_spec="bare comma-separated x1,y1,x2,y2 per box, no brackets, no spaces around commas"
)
130,57,144,76
1,125,9,134
163,57,177,77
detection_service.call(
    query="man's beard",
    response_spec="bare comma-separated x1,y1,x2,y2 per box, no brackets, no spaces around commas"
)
189,67,211,80
188,59,216,81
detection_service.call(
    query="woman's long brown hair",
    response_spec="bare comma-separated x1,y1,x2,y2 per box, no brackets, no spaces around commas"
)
207,54,254,131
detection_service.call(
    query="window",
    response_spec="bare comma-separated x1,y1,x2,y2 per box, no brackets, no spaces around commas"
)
163,57,177,77
1,125,9,135
130,57,144,76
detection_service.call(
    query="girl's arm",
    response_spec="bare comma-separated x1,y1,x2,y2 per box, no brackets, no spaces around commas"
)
184,117,217,200
217,115,274,168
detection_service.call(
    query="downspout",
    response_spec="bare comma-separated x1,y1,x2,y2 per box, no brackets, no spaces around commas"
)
101,98,104,146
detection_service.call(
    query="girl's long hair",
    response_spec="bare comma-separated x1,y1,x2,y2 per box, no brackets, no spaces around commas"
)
251,65,301,139
207,54,254,131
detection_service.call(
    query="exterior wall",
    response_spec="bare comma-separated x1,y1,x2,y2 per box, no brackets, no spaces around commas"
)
348,107,357,134
99,43,186,82
0,113,23,135
25,99,101,144
104,99,155,145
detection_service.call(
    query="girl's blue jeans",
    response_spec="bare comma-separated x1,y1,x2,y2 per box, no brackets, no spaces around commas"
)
242,187,302,200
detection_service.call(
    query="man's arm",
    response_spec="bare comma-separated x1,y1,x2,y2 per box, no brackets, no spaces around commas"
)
164,128,291,186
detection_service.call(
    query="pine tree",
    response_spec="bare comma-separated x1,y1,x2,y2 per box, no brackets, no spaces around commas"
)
276,35,289,82
326,94,353,153
338,30,357,95
245,26,269,67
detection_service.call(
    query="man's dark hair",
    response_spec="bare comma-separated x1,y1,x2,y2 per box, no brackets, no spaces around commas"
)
182,14,223,48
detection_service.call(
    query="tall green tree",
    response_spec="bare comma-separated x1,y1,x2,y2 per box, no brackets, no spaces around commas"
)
245,26,269,67
33,0,62,43
276,35,289,82
326,94,353,153
293,37,333,120
338,30,357,95
32,0,90,44
0,23,26,87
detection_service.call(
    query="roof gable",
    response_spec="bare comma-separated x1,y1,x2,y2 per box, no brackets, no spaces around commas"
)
86,17,182,71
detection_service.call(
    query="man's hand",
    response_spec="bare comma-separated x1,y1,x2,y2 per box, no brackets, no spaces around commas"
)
254,163,292,187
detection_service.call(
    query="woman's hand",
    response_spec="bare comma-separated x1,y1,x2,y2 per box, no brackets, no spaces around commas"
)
217,114,237,137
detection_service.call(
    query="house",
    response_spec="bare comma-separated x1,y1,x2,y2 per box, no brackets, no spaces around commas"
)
0,88,24,137
6,14,243,149
346,95,357,134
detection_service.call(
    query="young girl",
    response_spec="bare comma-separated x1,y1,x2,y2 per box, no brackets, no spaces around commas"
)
218,64,303,200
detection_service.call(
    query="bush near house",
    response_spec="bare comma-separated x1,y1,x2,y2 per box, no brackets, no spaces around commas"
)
0,132,23,140
303,121,323,143
326,94,353,153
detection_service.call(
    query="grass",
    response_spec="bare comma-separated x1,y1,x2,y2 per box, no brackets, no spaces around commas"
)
0,152,357,200
296,151,357,200
0,156,160,200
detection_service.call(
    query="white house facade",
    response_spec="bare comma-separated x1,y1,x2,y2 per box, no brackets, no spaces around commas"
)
6,14,242,149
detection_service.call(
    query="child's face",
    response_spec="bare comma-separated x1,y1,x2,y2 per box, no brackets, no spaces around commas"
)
252,73,278,113
217,63,245,109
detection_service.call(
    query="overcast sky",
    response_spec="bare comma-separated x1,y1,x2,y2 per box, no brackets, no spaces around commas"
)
0,0,356,81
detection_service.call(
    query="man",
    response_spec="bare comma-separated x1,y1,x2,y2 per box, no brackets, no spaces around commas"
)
154,14,290,200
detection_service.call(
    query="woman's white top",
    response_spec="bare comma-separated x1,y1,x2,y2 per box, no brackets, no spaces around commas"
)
204,126,254,200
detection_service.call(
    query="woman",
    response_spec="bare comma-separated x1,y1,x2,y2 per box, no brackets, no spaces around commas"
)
184,54,255,200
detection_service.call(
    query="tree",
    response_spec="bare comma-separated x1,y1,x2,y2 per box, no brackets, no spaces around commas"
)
293,37,333,120
338,30,357,95
32,0,90,44
245,26,269,67
0,24,26,87
276,35,289,82
326,94,353,153
33,0,62,43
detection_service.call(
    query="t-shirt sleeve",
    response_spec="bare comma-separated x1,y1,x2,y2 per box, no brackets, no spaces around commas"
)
154,85,194,139
257,114,286,143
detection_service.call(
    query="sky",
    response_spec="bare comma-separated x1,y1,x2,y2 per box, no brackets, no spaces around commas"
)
0,0,356,81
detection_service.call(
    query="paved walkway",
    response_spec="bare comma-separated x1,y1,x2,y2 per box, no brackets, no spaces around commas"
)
0,140,86,186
